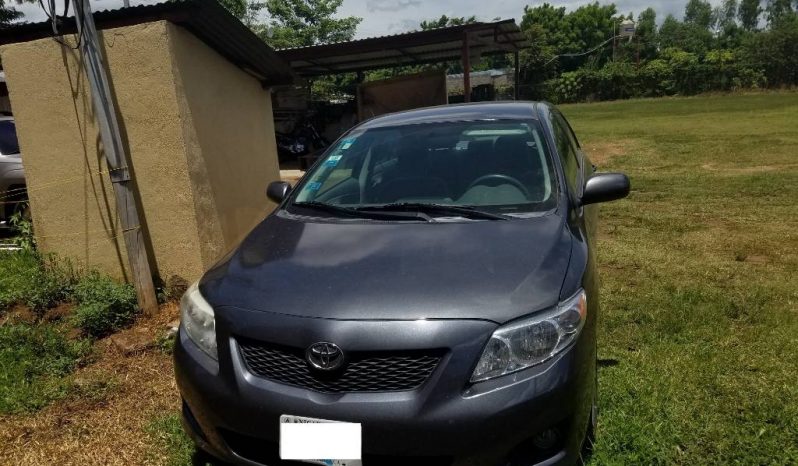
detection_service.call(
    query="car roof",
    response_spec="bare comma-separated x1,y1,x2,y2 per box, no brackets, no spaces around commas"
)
357,102,545,130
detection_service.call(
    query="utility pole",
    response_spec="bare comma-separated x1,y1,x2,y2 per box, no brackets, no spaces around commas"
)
72,0,159,314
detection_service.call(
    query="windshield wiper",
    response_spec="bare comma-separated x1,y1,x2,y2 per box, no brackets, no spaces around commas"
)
357,203,510,221
292,202,431,221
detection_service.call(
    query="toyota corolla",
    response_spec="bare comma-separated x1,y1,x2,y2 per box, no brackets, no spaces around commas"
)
174,102,630,466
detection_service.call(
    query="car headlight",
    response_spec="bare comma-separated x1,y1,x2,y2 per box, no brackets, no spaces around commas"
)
471,290,587,382
180,282,218,360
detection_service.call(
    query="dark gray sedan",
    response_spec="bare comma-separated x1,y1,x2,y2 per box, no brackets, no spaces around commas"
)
174,102,629,466
0,116,26,229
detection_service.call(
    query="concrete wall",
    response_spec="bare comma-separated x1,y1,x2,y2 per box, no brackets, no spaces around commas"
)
167,23,279,266
1,21,279,282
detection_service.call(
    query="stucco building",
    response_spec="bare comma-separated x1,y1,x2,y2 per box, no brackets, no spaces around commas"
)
0,0,294,282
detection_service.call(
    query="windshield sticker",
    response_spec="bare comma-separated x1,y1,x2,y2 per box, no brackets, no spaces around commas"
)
323,154,343,168
340,137,356,150
455,141,469,151
305,181,322,191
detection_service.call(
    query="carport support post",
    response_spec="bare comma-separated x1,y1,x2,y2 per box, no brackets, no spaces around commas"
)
462,31,471,103
73,0,159,315
514,51,520,100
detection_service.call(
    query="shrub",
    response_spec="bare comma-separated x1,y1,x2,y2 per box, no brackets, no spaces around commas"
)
0,323,91,414
71,271,138,338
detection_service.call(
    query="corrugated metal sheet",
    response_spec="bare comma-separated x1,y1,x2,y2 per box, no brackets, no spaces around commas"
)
277,20,530,77
0,0,295,86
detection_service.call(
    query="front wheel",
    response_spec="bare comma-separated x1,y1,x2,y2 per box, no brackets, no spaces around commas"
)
579,365,598,464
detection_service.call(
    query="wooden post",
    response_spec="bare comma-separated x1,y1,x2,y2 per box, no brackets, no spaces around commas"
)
73,0,158,315
514,51,520,100
462,31,471,103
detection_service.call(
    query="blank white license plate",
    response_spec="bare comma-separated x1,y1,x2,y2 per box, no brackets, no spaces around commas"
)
279,415,362,466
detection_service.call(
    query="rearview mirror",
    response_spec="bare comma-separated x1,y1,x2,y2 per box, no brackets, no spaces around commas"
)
267,181,292,203
581,173,630,206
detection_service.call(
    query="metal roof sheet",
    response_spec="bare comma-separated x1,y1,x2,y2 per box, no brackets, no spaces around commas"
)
277,20,530,77
0,0,295,86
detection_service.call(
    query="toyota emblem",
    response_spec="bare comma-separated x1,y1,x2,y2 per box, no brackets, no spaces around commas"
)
306,342,345,371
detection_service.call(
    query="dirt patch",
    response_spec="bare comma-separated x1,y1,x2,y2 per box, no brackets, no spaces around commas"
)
735,253,770,264
43,303,74,323
581,140,633,166
0,303,181,466
0,304,38,325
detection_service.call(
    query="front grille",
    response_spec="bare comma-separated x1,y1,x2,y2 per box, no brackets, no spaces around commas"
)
238,339,441,393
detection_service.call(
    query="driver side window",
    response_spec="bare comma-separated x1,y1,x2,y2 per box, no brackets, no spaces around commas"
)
552,113,581,196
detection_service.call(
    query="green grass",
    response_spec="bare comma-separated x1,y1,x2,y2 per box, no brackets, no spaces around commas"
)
145,414,204,466
0,322,91,414
560,92,798,464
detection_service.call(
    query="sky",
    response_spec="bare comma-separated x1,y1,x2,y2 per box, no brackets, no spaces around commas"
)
15,0,725,38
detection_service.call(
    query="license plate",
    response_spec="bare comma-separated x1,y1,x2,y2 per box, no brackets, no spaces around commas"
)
279,415,362,466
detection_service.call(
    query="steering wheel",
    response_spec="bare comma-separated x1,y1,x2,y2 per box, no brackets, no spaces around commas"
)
466,174,530,198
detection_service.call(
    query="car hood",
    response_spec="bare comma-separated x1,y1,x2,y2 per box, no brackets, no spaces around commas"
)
200,212,573,324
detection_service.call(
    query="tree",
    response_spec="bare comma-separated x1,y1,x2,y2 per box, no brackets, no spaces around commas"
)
259,0,361,49
660,14,714,56
0,0,23,27
741,14,798,85
739,0,763,30
766,0,795,26
636,7,659,61
684,0,714,28
715,0,739,29
521,3,573,54
566,2,619,61
419,15,476,30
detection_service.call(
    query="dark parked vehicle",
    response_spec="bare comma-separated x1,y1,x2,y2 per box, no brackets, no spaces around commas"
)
0,116,27,230
175,102,630,466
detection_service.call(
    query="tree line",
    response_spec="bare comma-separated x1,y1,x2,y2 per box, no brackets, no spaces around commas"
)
519,0,798,102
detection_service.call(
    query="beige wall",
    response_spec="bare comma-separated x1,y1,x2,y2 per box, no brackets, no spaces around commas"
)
1,21,280,282
167,23,279,266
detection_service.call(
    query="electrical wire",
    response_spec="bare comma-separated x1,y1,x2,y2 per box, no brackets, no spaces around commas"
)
38,0,81,49
545,34,627,66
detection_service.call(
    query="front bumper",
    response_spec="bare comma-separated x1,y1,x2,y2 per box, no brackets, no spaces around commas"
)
174,307,595,466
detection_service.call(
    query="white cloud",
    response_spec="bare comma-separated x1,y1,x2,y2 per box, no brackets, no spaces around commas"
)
339,0,724,38
11,0,723,40
366,0,421,13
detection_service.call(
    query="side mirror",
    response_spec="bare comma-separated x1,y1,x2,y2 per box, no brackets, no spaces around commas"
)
267,181,292,203
581,173,630,206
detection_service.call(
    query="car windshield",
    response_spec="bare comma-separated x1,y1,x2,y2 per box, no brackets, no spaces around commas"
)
0,120,19,155
291,120,558,217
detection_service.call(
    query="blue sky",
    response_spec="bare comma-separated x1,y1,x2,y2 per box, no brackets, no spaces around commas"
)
15,0,724,37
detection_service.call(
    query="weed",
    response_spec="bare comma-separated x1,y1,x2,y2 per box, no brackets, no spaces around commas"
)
9,207,35,252
0,323,91,414
0,251,76,313
71,271,139,338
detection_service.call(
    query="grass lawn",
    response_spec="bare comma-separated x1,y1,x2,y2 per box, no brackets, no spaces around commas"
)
560,92,798,464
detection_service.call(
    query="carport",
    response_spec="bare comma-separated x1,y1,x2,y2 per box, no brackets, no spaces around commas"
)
276,19,530,102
